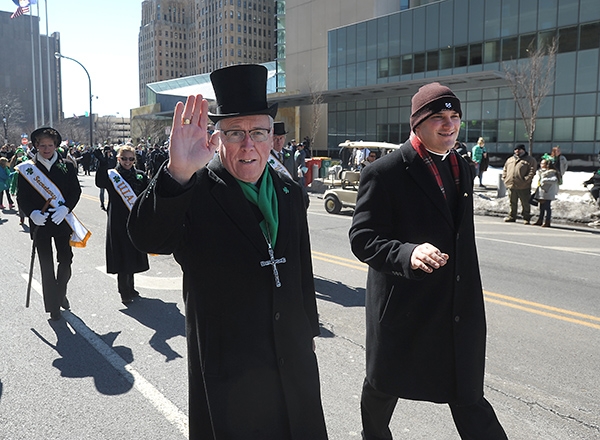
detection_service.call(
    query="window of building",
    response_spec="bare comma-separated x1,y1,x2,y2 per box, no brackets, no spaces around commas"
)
401,54,413,75
558,26,578,53
519,33,536,58
501,36,518,61
454,45,468,67
580,22,600,50
469,43,482,65
414,53,425,73
439,47,453,69
483,40,500,63
378,58,389,78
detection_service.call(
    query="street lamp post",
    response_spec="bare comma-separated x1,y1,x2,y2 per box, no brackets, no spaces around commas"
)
2,105,7,144
54,52,93,148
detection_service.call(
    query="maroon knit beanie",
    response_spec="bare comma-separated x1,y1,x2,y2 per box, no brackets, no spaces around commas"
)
410,82,462,132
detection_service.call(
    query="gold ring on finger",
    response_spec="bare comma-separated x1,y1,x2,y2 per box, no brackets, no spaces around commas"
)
183,118,191,125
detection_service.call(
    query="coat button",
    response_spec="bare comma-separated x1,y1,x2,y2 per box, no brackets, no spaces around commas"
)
464,192,468,197
456,275,460,282
279,358,285,366
274,312,280,321
455,316,460,322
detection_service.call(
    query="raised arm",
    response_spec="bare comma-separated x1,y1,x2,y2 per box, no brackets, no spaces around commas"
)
167,94,219,184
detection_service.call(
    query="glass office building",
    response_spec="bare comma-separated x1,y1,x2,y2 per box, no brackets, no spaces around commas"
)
327,0,600,160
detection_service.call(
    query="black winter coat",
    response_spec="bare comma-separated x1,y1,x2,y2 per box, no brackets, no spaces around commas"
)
127,159,327,440
349,141,487,406
17,157,81,241
96,162,149,274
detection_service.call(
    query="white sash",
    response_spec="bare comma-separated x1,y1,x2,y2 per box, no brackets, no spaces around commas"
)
108,169,137,211
267,152,293,180
16,160,91,248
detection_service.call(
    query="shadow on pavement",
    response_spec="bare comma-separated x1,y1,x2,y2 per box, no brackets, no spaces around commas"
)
31,321,134,396
314,276,365,308
120,296,185,362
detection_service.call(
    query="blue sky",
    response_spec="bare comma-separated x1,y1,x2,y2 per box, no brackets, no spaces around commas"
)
5,0,142,118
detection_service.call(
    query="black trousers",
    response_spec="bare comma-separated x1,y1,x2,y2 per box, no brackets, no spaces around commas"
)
117,273,135,297
361,378,508,440
36,233,73,313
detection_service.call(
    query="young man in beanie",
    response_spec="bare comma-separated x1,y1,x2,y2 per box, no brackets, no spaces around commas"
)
502,144,537,224
128,64,327,440
350,82,507,439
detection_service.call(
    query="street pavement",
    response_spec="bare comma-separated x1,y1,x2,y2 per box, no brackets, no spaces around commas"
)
0,172,599,439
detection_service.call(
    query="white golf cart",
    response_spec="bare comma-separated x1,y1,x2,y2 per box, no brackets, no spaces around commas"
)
323,141,400,214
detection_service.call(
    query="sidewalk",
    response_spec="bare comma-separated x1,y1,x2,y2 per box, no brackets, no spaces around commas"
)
474,167,599,227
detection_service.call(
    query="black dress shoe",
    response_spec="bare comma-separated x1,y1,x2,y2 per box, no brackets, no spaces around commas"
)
61,297,71,310
130,290,141,298
121,295,134,305
50,311,61,321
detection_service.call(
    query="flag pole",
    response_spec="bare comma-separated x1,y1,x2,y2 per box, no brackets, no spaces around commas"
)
29,7,38,127
36,2,45,125
45,0,53,127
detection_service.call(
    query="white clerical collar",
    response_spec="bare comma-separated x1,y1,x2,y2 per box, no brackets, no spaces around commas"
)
426,148,451,160
36,151,58,171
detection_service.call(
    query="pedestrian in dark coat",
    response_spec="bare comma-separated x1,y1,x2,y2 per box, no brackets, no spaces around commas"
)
350,83,507,440
17,127,85,321
128,64,327,440
95,145,149,304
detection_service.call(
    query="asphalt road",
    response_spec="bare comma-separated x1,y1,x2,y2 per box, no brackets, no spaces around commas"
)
1,173,598,439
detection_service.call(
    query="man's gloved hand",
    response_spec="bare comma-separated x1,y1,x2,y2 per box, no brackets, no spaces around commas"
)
49,205,69,225
30,210,49,226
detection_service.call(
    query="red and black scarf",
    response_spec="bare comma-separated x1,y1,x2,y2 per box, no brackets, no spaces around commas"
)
411,137,460,199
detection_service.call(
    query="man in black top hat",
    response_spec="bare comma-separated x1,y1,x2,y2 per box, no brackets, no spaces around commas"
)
128,64,328,440
270,121,296,178
350,83,507,439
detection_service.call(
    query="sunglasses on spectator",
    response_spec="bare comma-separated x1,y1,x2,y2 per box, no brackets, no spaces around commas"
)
119,157,135,161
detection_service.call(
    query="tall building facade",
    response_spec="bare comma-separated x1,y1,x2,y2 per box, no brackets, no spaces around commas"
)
326,0,600,161
138,0,277,106
0,11,61,136
139,0,192,106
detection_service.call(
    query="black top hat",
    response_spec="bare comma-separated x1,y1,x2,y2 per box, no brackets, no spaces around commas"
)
30,127,62,147
208,64,278,123
273,121,287,136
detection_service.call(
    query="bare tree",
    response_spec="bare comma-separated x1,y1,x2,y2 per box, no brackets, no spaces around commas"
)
307,77,325,157
0,92,26,145
95,116,115,145
132,116,170,146
54,118,89,146
503,37,558,155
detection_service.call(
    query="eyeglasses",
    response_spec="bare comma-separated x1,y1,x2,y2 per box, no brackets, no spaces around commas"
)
119,157,135,162
221,128,270,143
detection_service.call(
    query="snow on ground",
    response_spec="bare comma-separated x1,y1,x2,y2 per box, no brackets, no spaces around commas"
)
475,167,599,225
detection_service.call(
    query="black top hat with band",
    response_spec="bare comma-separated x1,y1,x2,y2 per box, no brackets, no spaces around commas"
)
208,64,278,123
273,122,287,136
30,127,62,147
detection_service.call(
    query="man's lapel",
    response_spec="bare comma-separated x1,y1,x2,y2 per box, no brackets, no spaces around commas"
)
402,143,454,228
208,158,268,255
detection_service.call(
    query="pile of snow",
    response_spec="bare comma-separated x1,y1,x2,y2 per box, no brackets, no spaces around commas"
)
475,167,599,224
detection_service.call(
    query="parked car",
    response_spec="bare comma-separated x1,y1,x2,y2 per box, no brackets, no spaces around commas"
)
323,141,400,214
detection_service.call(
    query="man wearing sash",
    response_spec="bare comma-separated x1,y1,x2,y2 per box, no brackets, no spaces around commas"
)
128,64,327,440
95,145,149,304
17,127,83,321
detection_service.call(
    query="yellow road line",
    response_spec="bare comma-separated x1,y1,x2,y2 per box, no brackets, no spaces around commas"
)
81,193,99,202
312,250,600,330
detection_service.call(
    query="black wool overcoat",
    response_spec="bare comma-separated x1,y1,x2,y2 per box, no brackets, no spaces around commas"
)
17,158,81,241
349,141,487,406
95,163,149,275
128,158,328,440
